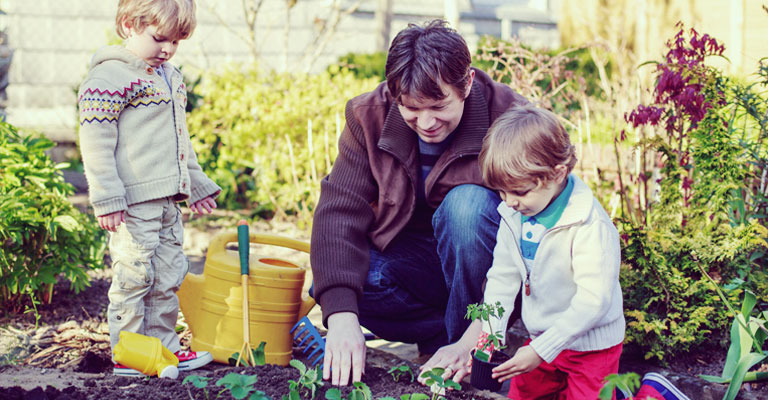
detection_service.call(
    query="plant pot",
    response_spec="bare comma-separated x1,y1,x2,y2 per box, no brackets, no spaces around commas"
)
470,349,510,392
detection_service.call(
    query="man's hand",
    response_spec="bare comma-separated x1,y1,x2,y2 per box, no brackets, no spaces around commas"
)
417,341,474,386
490,345,542,382
417,319,481,386
190,196,217,215
324,312,366,386
98,211,124,232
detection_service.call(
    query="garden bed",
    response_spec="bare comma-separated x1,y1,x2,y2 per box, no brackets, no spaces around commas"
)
0,219,765,400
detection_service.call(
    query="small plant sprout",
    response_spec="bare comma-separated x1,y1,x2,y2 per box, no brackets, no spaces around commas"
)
325,382,372,400
387,364,415,382
283,359,323,400
465,301,506,362
215,372,265,400
419,368,461,400
182,375,211,400
379,395,429,400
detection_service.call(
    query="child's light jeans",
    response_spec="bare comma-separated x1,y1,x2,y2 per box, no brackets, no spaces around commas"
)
107,197,188,354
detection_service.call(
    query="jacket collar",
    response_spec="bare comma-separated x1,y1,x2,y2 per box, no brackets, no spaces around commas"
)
377,72,491,163
498,174,594,230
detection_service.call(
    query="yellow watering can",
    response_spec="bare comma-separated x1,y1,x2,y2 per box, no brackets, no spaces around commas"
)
113,331,179,378
178,230,315,366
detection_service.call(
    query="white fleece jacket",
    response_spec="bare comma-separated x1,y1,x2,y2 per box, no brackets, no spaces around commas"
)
77,46,220,217
483,175,625,363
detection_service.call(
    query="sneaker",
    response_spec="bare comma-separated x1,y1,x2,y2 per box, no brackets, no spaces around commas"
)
113,363,145,377
175,350,213,371
636,372,691,400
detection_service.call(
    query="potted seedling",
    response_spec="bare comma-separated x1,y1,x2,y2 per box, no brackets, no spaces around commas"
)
466,301,510,391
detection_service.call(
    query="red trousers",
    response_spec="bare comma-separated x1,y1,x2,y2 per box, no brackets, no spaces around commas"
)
507,341,623,400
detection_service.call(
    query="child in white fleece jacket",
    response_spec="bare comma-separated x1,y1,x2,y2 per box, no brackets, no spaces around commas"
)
474,105,625,399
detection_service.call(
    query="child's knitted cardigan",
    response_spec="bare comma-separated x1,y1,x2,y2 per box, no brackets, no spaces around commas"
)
78,46,219,217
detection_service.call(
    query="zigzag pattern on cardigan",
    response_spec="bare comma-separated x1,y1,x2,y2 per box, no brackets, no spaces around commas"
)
79,78,171,125
79,79,147,99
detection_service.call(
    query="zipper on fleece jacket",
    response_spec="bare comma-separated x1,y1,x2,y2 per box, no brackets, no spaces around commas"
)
500,213,583,297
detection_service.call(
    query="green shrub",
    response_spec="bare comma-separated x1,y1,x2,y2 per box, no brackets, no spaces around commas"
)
186,63,378,226
617,25,768,362
333,51,386,81
0,122,106,313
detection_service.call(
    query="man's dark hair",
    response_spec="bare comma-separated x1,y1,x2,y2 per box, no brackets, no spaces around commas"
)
385,19,472,102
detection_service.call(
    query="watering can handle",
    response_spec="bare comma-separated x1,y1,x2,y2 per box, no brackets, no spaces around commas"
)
209,232,311,256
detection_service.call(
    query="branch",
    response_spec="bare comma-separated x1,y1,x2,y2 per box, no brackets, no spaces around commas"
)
298,0,361,73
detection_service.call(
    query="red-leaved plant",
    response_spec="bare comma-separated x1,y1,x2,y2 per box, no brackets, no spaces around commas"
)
619,22,725,229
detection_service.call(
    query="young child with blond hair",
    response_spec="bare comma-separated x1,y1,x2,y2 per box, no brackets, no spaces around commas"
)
468,105,626,398
77,0,219,376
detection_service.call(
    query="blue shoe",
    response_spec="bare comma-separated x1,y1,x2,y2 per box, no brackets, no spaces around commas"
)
638,372,690,400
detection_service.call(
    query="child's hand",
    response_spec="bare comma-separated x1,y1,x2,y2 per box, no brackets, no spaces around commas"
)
490,345,542,382
98,211,125,232
190,196,217,215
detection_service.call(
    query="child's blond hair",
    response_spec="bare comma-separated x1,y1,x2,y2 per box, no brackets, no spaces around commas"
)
479,105,576,191
116,0,196,40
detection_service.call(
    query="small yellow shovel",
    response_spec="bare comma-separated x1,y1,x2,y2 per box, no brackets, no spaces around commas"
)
235,219,256,367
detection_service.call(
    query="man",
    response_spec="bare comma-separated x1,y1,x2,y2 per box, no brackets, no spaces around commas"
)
310,19,528,386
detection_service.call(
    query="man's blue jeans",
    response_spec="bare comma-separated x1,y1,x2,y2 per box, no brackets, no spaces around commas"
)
358,184,503,354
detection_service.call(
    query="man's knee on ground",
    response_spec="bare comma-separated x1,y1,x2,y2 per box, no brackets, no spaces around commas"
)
433,184,498,232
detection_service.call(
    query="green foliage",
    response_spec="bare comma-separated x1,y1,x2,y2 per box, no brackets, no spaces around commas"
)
387,364,414,383
699,290,768,400
283,359,323,400
0,121,106,315
599,373,641,400
419,368,461,400
332,52,386,82
465,301,506,358
616,25,768,362
187,64,378,225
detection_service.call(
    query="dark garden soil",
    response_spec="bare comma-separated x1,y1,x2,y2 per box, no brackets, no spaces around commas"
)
0,236,766,399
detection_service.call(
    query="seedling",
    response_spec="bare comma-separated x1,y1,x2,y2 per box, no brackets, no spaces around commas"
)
229,341,267,366
387,364,415,382
325,382,372,400
465,301,506,362
419,368,461,400
216,372,266,400
283,359,323,400
379,395,429,400
182,375,212,400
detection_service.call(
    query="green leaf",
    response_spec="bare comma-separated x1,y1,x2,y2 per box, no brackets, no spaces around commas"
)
182,375,211,389
324,388,341,400
289,359,307,375
249,391,270,400
253,341,267,365
53,215,80,232
741,291,757,319
698,374,730,384
723,353,768,400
